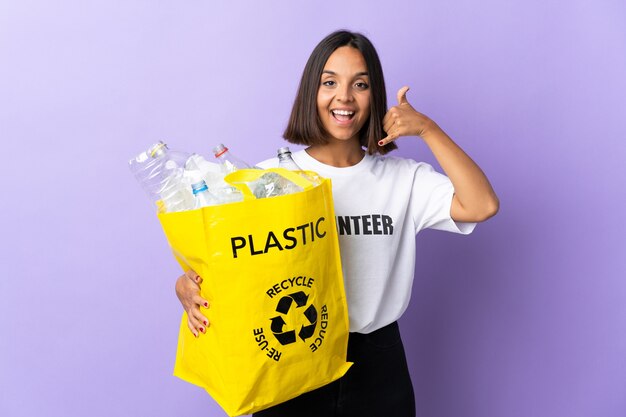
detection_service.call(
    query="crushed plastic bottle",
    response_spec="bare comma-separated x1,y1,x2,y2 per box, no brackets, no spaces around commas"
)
183,154,232,201
185,154,222,180
249,172,302,198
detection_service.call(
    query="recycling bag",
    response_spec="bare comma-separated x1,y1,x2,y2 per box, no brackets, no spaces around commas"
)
157,168,352,416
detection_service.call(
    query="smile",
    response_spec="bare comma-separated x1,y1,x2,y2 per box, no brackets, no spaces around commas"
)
331,109,355,122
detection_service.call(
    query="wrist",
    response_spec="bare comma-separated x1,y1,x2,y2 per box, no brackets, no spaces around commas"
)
420,119,443,141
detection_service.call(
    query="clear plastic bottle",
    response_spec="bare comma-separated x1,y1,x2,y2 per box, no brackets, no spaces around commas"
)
277,147,303,171
128,141,194,212
250,148,305,198
191,179,218,209
213,143,252,173
185,154,222,180
209,143,251,203
276,147,321,185
184,154,224,195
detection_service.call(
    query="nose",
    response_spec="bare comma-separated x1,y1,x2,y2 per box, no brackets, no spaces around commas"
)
336,84,354,102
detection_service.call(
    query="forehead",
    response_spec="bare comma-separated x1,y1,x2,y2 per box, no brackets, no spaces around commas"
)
323,46,368,74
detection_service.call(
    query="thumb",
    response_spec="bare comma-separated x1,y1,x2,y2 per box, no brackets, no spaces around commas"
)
397,86,410,105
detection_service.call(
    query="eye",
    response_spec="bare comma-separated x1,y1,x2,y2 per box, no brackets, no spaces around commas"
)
322,80,336,87
355,82,369,90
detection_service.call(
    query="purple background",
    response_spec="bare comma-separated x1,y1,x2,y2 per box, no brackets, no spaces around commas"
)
1,1,625,416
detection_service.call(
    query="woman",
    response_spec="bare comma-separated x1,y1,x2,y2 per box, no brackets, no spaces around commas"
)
176,30,499,416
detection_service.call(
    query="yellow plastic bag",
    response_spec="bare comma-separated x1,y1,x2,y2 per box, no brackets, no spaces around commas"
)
157,168,352,416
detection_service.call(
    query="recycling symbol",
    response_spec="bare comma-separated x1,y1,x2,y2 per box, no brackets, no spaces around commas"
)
270,291,317,345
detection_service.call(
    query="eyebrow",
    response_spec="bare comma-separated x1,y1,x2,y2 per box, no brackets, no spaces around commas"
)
322,70,369,77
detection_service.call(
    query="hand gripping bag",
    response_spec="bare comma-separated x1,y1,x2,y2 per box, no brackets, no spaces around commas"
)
157,168,352,416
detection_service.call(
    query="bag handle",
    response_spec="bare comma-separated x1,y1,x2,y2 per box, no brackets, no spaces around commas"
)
224,168,318,200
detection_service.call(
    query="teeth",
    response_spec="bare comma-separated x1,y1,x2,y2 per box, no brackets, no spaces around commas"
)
332,110,354,116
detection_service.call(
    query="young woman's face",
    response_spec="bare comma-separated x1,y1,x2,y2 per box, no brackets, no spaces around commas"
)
317,46,371,144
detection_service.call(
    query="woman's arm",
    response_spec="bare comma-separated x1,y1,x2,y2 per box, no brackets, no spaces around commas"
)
379,86,499,222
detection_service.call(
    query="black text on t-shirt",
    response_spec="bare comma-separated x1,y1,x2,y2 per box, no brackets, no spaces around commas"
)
336,214,394,236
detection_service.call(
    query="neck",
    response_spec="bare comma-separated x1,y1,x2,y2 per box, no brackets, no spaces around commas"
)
306,139,365,168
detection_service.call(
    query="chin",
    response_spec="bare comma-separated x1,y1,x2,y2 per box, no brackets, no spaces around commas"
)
328,135,358,143
325,129,358,142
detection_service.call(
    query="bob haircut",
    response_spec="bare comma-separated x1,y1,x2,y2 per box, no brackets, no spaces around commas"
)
283,30,397,155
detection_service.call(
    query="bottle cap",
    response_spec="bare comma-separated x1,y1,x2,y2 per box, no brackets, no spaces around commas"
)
213,143,228,158
149,141,168,158
191,180,209,195
277,147,291,156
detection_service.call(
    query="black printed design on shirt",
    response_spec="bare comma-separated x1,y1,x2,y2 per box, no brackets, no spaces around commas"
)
335,214,394,236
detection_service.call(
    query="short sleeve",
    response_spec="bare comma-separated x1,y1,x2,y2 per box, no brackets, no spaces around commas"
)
409,162,476,235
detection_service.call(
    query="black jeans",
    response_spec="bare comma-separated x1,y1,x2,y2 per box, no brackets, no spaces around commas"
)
253,321,416,417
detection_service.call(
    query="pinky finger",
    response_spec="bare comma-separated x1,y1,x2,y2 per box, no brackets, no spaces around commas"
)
379,133,400,146
190,312,208,335
187,313,208,337
186,317,199,337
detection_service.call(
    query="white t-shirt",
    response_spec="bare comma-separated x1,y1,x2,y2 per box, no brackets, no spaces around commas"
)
258,149,476,334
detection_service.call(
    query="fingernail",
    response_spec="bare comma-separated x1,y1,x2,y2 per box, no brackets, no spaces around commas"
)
193,332,198,338
204,302,209,308
199,327,204,333
378,141,384,146
203,320,208,326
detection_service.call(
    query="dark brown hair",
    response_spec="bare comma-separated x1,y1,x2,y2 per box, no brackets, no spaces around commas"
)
283,30,397,155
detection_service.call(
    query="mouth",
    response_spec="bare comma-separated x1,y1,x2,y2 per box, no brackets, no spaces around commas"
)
331,109,355,123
